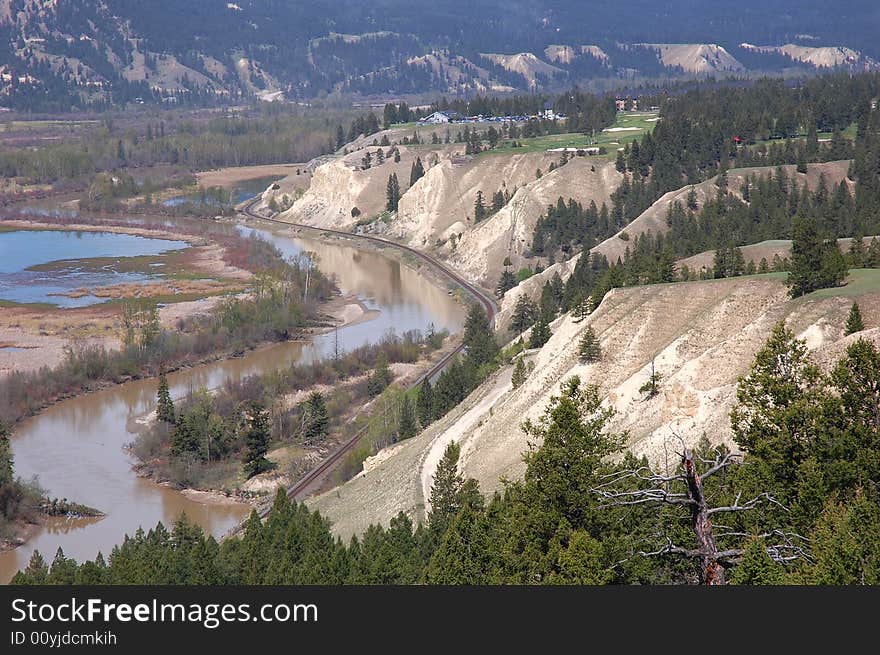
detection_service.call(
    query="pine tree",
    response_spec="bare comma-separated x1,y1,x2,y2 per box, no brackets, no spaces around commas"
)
510,294,537,335
335,125,345,150
427,442,464,537
578,326,601,363
845,302,865,335
529,315,551,349
14,551,49,584
473,191,486,222
730,321,824,493
417,379,434,426
409,157,425,186
788,217,845,297
243,401,273,478
397,395,418,440
367,355,394,397
511,357,528,389
462,303,498,367
383,103,398,130
303,391,329,443
385,173,401,212
639,360,662,399
495,270,517,298
713,247,729,279
156,369,175,424
729,538,786,585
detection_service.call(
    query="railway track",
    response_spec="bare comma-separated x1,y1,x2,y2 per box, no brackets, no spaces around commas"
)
238,197,497,509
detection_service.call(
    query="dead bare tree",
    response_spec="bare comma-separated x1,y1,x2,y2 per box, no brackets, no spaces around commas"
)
594,442,808,585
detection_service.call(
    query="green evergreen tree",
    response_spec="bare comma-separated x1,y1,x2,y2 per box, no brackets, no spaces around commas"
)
510,294,537,335
243,401,273,478
578,326,601,363
302,391,329,443
417,379,434,426
546,531,613,585
529,315,551,349
473,191,487,222
427,442,464,537
425,497,490,584
845,302,865,335
156,369,175,424
13,551,49,585
496,270,517,298
805,494,880,585
639,360,662,399
385,173,401,212
521,376,622,533
787,217,846,297
397,395,418,440
729,538,786,585
511,357,528,389
730,320,827,513
367,355,394,397
409,157,425,186
382,103,398,130
462,303,498,367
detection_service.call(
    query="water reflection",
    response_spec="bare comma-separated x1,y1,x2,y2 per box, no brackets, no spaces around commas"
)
0,222,465,582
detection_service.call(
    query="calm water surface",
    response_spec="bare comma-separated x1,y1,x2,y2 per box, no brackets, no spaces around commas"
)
0,230,188,307
0,221,464,581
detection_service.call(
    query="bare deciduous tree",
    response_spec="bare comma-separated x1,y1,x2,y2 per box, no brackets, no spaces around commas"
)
594,439,808,585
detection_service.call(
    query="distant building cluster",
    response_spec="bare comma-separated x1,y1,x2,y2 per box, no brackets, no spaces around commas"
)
419,108,566,125
615,97,661,112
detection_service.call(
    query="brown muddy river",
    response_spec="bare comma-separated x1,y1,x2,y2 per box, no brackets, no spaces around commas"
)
0,221,465,581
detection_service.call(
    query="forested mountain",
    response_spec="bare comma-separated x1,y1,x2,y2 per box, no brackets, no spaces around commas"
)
1,0,879,110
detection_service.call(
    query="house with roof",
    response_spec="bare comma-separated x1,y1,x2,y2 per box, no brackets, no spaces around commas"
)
420,110,463,124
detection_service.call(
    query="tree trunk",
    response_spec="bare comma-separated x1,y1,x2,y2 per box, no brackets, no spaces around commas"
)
682,450,725,585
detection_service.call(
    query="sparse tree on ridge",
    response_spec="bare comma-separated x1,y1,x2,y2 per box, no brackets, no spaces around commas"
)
511,357,528,389
578,326,601,363
639,359,662,399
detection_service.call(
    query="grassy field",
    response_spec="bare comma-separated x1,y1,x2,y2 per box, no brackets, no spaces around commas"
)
805,269,880,299
743,121,859,151
480,111,659,159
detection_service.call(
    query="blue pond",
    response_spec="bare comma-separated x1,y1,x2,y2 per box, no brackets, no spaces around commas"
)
0,229,189,307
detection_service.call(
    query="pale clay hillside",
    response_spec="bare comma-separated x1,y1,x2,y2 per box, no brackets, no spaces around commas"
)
256,129,880,541
309,275,880,540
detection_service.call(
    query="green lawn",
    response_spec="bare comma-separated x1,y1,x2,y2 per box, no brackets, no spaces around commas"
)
805,269,880,299
481,110,659,159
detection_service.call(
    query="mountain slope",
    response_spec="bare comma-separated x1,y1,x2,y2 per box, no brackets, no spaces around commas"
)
308,273,880,538
2,0,879,109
